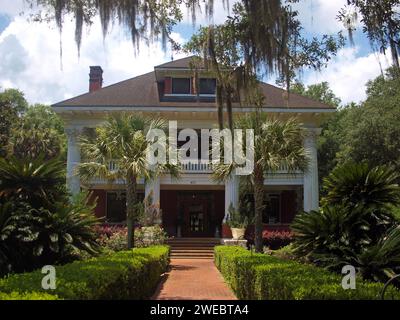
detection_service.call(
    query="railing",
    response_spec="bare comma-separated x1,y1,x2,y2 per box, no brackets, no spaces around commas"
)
180,162,213,173
271,164,303,174
107,160,302,174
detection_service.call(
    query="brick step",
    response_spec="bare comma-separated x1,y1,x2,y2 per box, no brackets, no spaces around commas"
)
167,237,220,242
167,240,220,245
168,243,218,247
171,252,214,258
171,248,214,253
170,256,214,260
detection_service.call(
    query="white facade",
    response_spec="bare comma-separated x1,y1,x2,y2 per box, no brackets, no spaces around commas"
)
62,111,325,218
55,58,335,231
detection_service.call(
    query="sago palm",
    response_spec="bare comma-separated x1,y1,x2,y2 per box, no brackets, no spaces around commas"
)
0,156,66,210
214,111,309,252
322,162,400,210
77,113,179,249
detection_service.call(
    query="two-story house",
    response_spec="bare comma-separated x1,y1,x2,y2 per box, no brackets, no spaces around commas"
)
53,56,334,238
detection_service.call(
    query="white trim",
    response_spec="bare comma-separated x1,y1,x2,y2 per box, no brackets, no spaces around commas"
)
53,105,335,114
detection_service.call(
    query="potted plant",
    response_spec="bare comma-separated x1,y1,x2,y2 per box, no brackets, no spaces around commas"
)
226,204,249,240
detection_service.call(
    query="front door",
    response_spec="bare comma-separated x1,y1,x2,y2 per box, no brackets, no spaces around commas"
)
184,202,208,237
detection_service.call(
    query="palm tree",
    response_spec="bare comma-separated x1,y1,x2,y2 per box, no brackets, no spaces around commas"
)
77,113,179,249
0,156,66,210
214,110,309,252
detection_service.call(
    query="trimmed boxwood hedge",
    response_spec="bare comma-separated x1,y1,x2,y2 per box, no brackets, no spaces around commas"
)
214,246,400,300
0,245,169,300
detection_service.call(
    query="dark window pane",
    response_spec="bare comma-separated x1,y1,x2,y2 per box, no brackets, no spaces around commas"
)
107,192,126,223
106,192,144,223
262,194,281,224
172,78,191,94
199,78,216,95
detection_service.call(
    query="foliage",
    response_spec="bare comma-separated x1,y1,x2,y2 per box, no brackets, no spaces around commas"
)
271,243,298,261
26,0,187,56
214,246,400,300
78,113,179,248
135,226,168,248
9,104,66,161
262,230,294,250
0,192,100,276
0,156,66,210
0,246,170,300
339,0,400,68
214,112,308,253
0,89,28,114
96,226,129,252
291,81,341,108
0,89,65,161
226,204,249,229
322,163,400,211
318,67,400,182
292,163,400,283
184,3,343,129
138,193,163,227
289,81,343,182
0,291,59,300
96,225,168,251
0,89,28,157
245,228,294,250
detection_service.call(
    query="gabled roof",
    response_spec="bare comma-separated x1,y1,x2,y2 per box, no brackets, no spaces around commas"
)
155,56,203,69
53,56,334,110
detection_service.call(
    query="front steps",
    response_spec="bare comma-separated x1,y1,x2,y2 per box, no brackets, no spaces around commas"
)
166,238,221,259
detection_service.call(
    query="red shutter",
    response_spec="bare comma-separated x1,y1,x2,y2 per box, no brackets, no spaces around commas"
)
89,189,107,219
191,77,196,95
280,191,296,224
164,77,172,94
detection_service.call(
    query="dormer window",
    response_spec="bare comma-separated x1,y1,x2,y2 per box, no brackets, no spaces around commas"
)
199,78,216,95
172,78,191,95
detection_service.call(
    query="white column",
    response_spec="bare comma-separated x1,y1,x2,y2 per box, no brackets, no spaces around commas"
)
224,174,239,222
145,177,161,205
66,128,82,196
303,128,321,212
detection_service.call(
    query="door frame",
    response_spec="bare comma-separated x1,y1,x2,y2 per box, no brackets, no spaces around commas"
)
177,191,215,238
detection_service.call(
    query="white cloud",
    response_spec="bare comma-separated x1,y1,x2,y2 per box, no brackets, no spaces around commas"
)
302,47,392,104
294,0,349,34
180,1,234,26
0,0,25,17
0,14,186,104
0,1,388,106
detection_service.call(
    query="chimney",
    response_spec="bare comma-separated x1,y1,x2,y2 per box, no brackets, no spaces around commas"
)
89,66,103,92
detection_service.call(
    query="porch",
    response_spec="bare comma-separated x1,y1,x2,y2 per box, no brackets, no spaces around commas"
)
90,186,302,237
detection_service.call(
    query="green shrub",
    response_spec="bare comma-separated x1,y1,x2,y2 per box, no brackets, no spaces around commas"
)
292,163,400,282
0,192,100,276
215,246,400,300
0,245,169,300
0,291,59,300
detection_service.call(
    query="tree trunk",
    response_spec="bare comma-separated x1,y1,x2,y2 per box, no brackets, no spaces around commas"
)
226,90,234,132
253,163,264,253
126,170,137,249
216,84,224,130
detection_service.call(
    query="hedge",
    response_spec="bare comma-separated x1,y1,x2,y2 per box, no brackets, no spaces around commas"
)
0,245,169,300
214,246,400,300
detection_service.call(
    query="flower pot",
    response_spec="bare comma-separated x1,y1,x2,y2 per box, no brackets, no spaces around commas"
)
231,228,246,240
222,223,232,238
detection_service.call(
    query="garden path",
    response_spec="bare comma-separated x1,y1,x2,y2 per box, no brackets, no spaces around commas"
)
152,258,237,300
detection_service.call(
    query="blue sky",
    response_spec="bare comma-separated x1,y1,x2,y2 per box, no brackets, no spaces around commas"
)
0,0,393,105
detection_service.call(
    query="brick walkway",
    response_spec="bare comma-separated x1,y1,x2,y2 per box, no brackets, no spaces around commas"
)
152,259,237,300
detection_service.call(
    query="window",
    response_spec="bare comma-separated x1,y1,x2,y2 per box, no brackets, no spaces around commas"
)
172,78,191,94
262,194,281,224
106,192,144,223
199,78,216,95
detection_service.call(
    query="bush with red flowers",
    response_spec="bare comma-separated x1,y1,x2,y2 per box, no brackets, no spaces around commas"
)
262,230,294,249
245,227,294,250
